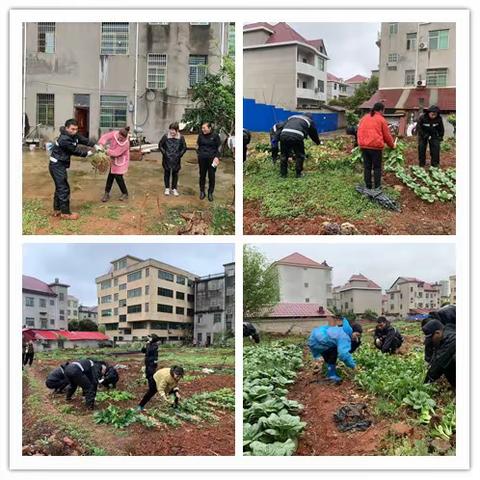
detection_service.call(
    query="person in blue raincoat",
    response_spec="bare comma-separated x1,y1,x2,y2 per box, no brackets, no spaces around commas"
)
307,318,363,382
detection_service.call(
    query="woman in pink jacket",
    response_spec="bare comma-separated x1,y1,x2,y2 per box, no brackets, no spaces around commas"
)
98,126,131,202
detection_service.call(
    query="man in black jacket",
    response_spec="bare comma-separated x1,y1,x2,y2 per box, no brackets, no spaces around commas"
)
98,364,119,389
279,113,320,178
243,322,260,343
421,305,456,362
49,119,97,220
422,319,456,389
416,105,444,167
373,317,403,354
142,334,160,393
64,359,107,409
269,121,285,163
45,362,70,393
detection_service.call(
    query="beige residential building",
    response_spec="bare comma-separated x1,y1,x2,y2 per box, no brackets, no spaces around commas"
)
67,295,79,323
243,22,328,110
273,252,333,307
327,73,355,102
386,277,441,318
449,275,456,304
78,306,98,324
333,274,382,316
95,255,196,343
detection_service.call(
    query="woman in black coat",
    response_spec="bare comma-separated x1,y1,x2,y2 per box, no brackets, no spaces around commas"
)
158,122,187,196
196,122,221,202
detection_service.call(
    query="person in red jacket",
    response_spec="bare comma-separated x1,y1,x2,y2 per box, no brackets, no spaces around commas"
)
357,102,396,191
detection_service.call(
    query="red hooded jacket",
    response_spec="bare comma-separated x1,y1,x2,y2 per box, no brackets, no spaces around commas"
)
357,112,395,150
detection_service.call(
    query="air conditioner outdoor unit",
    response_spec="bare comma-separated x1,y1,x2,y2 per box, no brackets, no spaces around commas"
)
419,42,428,50
417,80,427,87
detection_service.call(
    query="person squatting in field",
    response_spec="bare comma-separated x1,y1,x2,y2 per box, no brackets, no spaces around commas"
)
64,359,108,409
197,122,221,202
357,102,396,192
49,118,99,220
98,126,131,203
308,317,363,383
45,362,71,394
422,318,456,389
23,340,35,367
243,322,260,343
416,105,445,167
279,113,320,178
158,122,187,197
269,121,285,163
137,365,185,410
373,316,404,354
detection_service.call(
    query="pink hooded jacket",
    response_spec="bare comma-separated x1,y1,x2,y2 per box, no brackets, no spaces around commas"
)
98,131,130,175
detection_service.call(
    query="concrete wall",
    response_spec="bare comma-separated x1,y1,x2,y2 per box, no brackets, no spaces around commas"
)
243,30,271,47
338,289,382,315
25,22,229,142
253,317,329,335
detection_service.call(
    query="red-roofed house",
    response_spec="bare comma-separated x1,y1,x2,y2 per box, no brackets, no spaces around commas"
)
332,274,382,316
345,74,369,90
361,22,456,137
386,276,441,318
22,329,112,351
243,22,329,109
327,73,355,101
272,252,333,307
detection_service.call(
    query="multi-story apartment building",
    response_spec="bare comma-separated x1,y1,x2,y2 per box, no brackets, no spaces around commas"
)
449,275,456,304
24,22,232,142
345,74,369,91
78,305,98,324
272,252,333,307
327,73,355,102
332,274,382,316
67,295,79,323
386,276,441,318
362,22,456,136
95,255,196,343
193,262,235,346
243,22,328,110
22,276,69,330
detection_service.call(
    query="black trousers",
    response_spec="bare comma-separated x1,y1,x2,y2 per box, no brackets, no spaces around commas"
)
139,368,158,407
105,171,128,194
198,157,216,194
243,142,248,163
418,137,441,167
279,136,305,177
46,378,70,393
23,352,34,366
64,366,97,408
271,142,279,162
362,149,383,189
49,161,71,214
321,347,338,365
164,169,179,189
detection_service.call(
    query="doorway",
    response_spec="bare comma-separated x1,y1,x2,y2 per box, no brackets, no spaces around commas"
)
73,94,90,137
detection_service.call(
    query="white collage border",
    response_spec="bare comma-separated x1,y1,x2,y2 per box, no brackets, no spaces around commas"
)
9,8,470,471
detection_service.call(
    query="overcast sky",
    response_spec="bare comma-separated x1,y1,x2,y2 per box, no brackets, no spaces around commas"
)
289,22,380,79
250,243,455,291
23,243,235,306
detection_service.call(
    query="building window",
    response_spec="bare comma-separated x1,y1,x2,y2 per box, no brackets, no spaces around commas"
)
127,304,142,314
101,309,112,317
50,318,55,325
145,285,149,295
389,23,399,35
187,308,194,317
127,270,142,282
36,94,55,126
388,53,399,63
387,65,397,71
146,268,150,277
39,298,46,308
101,295,112,304
187,294,194,303
114,258,127,270
406,32,417,50
101,22,129,55
114,278,119,287
426,68,448,87
176,306,185,315
158,287,174,298
114,293,119,301
158,270,174,282
176,275,186,285
157,304,173,313
305,298,310,303
119,299,127,307
228,23,235,58
147,53,167,89
429,29,449,50
59,293,64,301
38,22,56,53
304,283,309,288
214,313,222,323
114,307,118,315
176,291,185,300
189,55,208,87
317,80,324,93
100,95,127,129
190,22,210,25
25,297,34,307
404,69,416,86
145,303,149,313
50,300,54,306
119,283,127,290
127,287,142,298
317,56,325,71
100,279,112,289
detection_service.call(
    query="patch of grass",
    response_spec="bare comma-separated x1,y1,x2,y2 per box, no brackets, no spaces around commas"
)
373,398,399,417
79,202,95,215
102,204,122,220
212,205,235,235
146,205,188,234
23,199,49,234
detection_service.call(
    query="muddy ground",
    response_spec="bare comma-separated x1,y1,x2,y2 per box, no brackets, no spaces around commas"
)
23,149,235,235
22,352,235,456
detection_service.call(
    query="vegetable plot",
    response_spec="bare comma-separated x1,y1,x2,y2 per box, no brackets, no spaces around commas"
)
243,342,306,456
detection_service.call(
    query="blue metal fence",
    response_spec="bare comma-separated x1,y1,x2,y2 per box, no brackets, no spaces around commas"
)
243,98,339,133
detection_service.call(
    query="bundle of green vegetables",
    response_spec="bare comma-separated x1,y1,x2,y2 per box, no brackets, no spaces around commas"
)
89,151,111,174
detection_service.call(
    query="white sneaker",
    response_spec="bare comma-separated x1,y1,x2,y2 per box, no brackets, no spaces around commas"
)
164,188,170,196
172,189,179,196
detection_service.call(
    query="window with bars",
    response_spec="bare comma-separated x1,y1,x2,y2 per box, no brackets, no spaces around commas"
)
404,69,416,86
317,56,325,71
100,95,127,128
101,22,129,55
426,68,448,87
189,55,208,87
38,22,56,53
147,53,167,89
228,23,235,58
406,33,417,51
389,23,399,35
429,30,449,50
36,94,54,126
388,53,399,62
